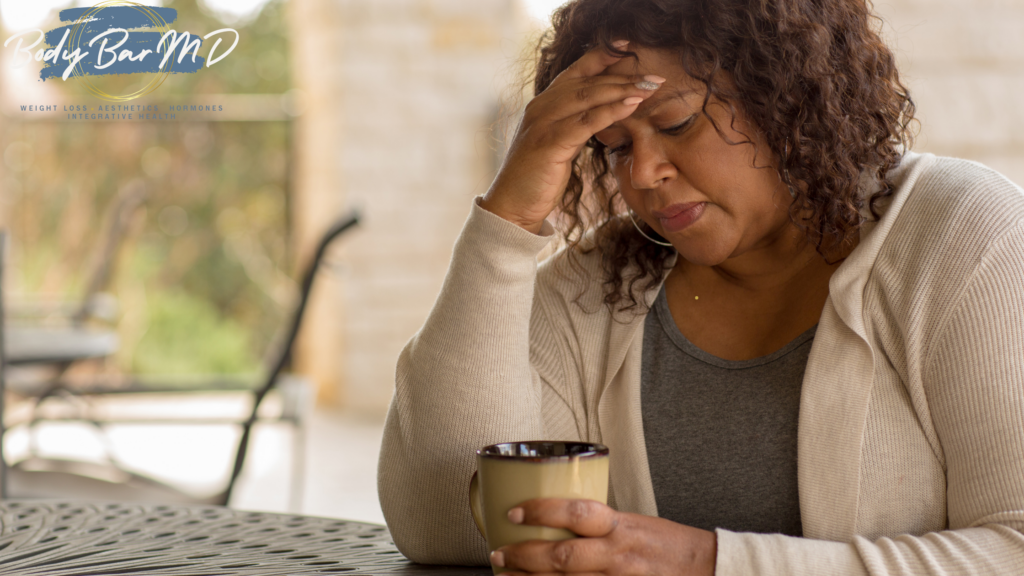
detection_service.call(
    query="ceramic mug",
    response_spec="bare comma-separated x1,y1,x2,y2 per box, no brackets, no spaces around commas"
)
469,441,609,574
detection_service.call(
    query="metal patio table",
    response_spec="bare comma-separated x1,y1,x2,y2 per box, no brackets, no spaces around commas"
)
4,326,119,366
0,500,492,575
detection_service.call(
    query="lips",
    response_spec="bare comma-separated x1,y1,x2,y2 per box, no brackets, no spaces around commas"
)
653,202,705,233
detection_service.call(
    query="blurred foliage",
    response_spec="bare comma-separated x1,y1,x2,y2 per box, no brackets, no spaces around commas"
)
1,0,293,377
133,289,256,375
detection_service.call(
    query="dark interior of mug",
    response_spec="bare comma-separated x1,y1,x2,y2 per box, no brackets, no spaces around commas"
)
479,441,608,459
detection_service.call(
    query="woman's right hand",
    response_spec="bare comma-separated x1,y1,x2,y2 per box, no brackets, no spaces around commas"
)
480,41,664,234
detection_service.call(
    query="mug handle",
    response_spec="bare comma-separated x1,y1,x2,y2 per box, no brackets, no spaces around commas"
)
469,470,486,539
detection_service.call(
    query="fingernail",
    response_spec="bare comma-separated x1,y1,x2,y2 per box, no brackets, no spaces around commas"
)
612,39,629,48
507,507,525,524
635,80,660,91
490,550,505,568
644,74,667,84
623,97,644,106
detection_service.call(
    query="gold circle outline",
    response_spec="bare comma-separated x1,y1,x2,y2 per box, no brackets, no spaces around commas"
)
69,1,170,99
69,1,170,100
66,0,173,102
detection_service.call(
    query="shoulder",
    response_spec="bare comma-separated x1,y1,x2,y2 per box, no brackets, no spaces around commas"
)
535,241,612,319
893,153,1024,240
867,154,1024,350
875,153,1024,273
534,222,672,321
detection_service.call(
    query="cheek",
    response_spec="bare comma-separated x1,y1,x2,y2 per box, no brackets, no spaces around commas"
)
688,134,774,212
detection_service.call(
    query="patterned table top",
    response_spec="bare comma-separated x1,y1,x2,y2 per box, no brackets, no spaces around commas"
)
0,501,492,575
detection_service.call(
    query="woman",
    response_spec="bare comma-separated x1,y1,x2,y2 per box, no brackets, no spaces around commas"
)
378,0,1024,574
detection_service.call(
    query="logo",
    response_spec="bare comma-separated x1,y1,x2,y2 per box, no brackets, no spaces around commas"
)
3,0,239,102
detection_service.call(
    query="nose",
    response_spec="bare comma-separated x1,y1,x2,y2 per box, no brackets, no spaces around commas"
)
629,136,676,190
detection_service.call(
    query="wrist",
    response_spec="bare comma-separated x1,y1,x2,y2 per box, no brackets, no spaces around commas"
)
702,529,718,576
478,194,547,235
680,526,717,576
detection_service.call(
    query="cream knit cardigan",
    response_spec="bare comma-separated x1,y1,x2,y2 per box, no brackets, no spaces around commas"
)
378,151,1024,575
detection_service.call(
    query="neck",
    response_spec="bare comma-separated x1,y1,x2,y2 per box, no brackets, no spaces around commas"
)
674,223,848,295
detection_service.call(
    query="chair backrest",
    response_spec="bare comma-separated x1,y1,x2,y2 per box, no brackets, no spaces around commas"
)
72,180,148,326
0,231,8,499
221,210,360,504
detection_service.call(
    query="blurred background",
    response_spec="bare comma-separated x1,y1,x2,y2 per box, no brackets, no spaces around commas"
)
0,0,1019,525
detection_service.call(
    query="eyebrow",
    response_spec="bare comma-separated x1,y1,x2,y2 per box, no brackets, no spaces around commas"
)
628,87,699,121
596,87,703,137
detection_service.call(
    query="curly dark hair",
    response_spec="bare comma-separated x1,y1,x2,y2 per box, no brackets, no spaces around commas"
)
532,0,915,312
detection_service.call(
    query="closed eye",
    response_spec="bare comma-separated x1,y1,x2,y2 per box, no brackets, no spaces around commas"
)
608,142,630,156
660,115,696,135
606,116,696,157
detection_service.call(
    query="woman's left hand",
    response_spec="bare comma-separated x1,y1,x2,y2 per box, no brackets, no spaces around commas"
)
490,498,717,575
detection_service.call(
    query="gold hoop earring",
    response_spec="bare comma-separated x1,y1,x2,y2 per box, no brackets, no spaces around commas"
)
628,209,674,247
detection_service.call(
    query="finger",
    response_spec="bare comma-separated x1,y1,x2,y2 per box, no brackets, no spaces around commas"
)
499,537,610,573
502,572,605,576
573,73,666,88
512,498,618,538
547,97,644,147
501,572,605,576
554,40,631,84
540,80,658,122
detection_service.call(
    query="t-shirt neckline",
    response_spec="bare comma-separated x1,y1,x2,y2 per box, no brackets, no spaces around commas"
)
653,285,818,370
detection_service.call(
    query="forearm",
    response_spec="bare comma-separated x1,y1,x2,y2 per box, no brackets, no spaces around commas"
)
379,198,555,564
716,525,1024,576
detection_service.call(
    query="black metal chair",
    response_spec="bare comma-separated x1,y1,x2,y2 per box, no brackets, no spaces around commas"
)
0,230,8,498
3,181,148,394
1,211,360,506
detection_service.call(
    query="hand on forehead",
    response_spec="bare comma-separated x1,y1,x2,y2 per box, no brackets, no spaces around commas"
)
602,46,676,79
602,46,703,103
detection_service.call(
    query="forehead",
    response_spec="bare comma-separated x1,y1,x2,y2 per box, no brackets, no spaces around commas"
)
602,47,706,117
602,46,692,83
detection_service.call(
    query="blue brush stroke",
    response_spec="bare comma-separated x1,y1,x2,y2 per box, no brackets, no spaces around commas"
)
40,6,205,80
58,6,179,31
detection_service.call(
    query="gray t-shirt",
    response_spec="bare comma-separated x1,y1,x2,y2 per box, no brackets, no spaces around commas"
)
641,286,813,536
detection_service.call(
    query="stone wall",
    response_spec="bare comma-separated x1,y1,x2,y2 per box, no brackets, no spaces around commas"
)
874,0,1024,185
289,0,534,415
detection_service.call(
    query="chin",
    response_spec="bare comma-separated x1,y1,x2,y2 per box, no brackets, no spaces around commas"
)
671,238,736,267
673,248,730,267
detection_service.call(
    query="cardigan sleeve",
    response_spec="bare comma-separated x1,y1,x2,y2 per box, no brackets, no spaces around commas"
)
715,219,1024,576
377,197,577,565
